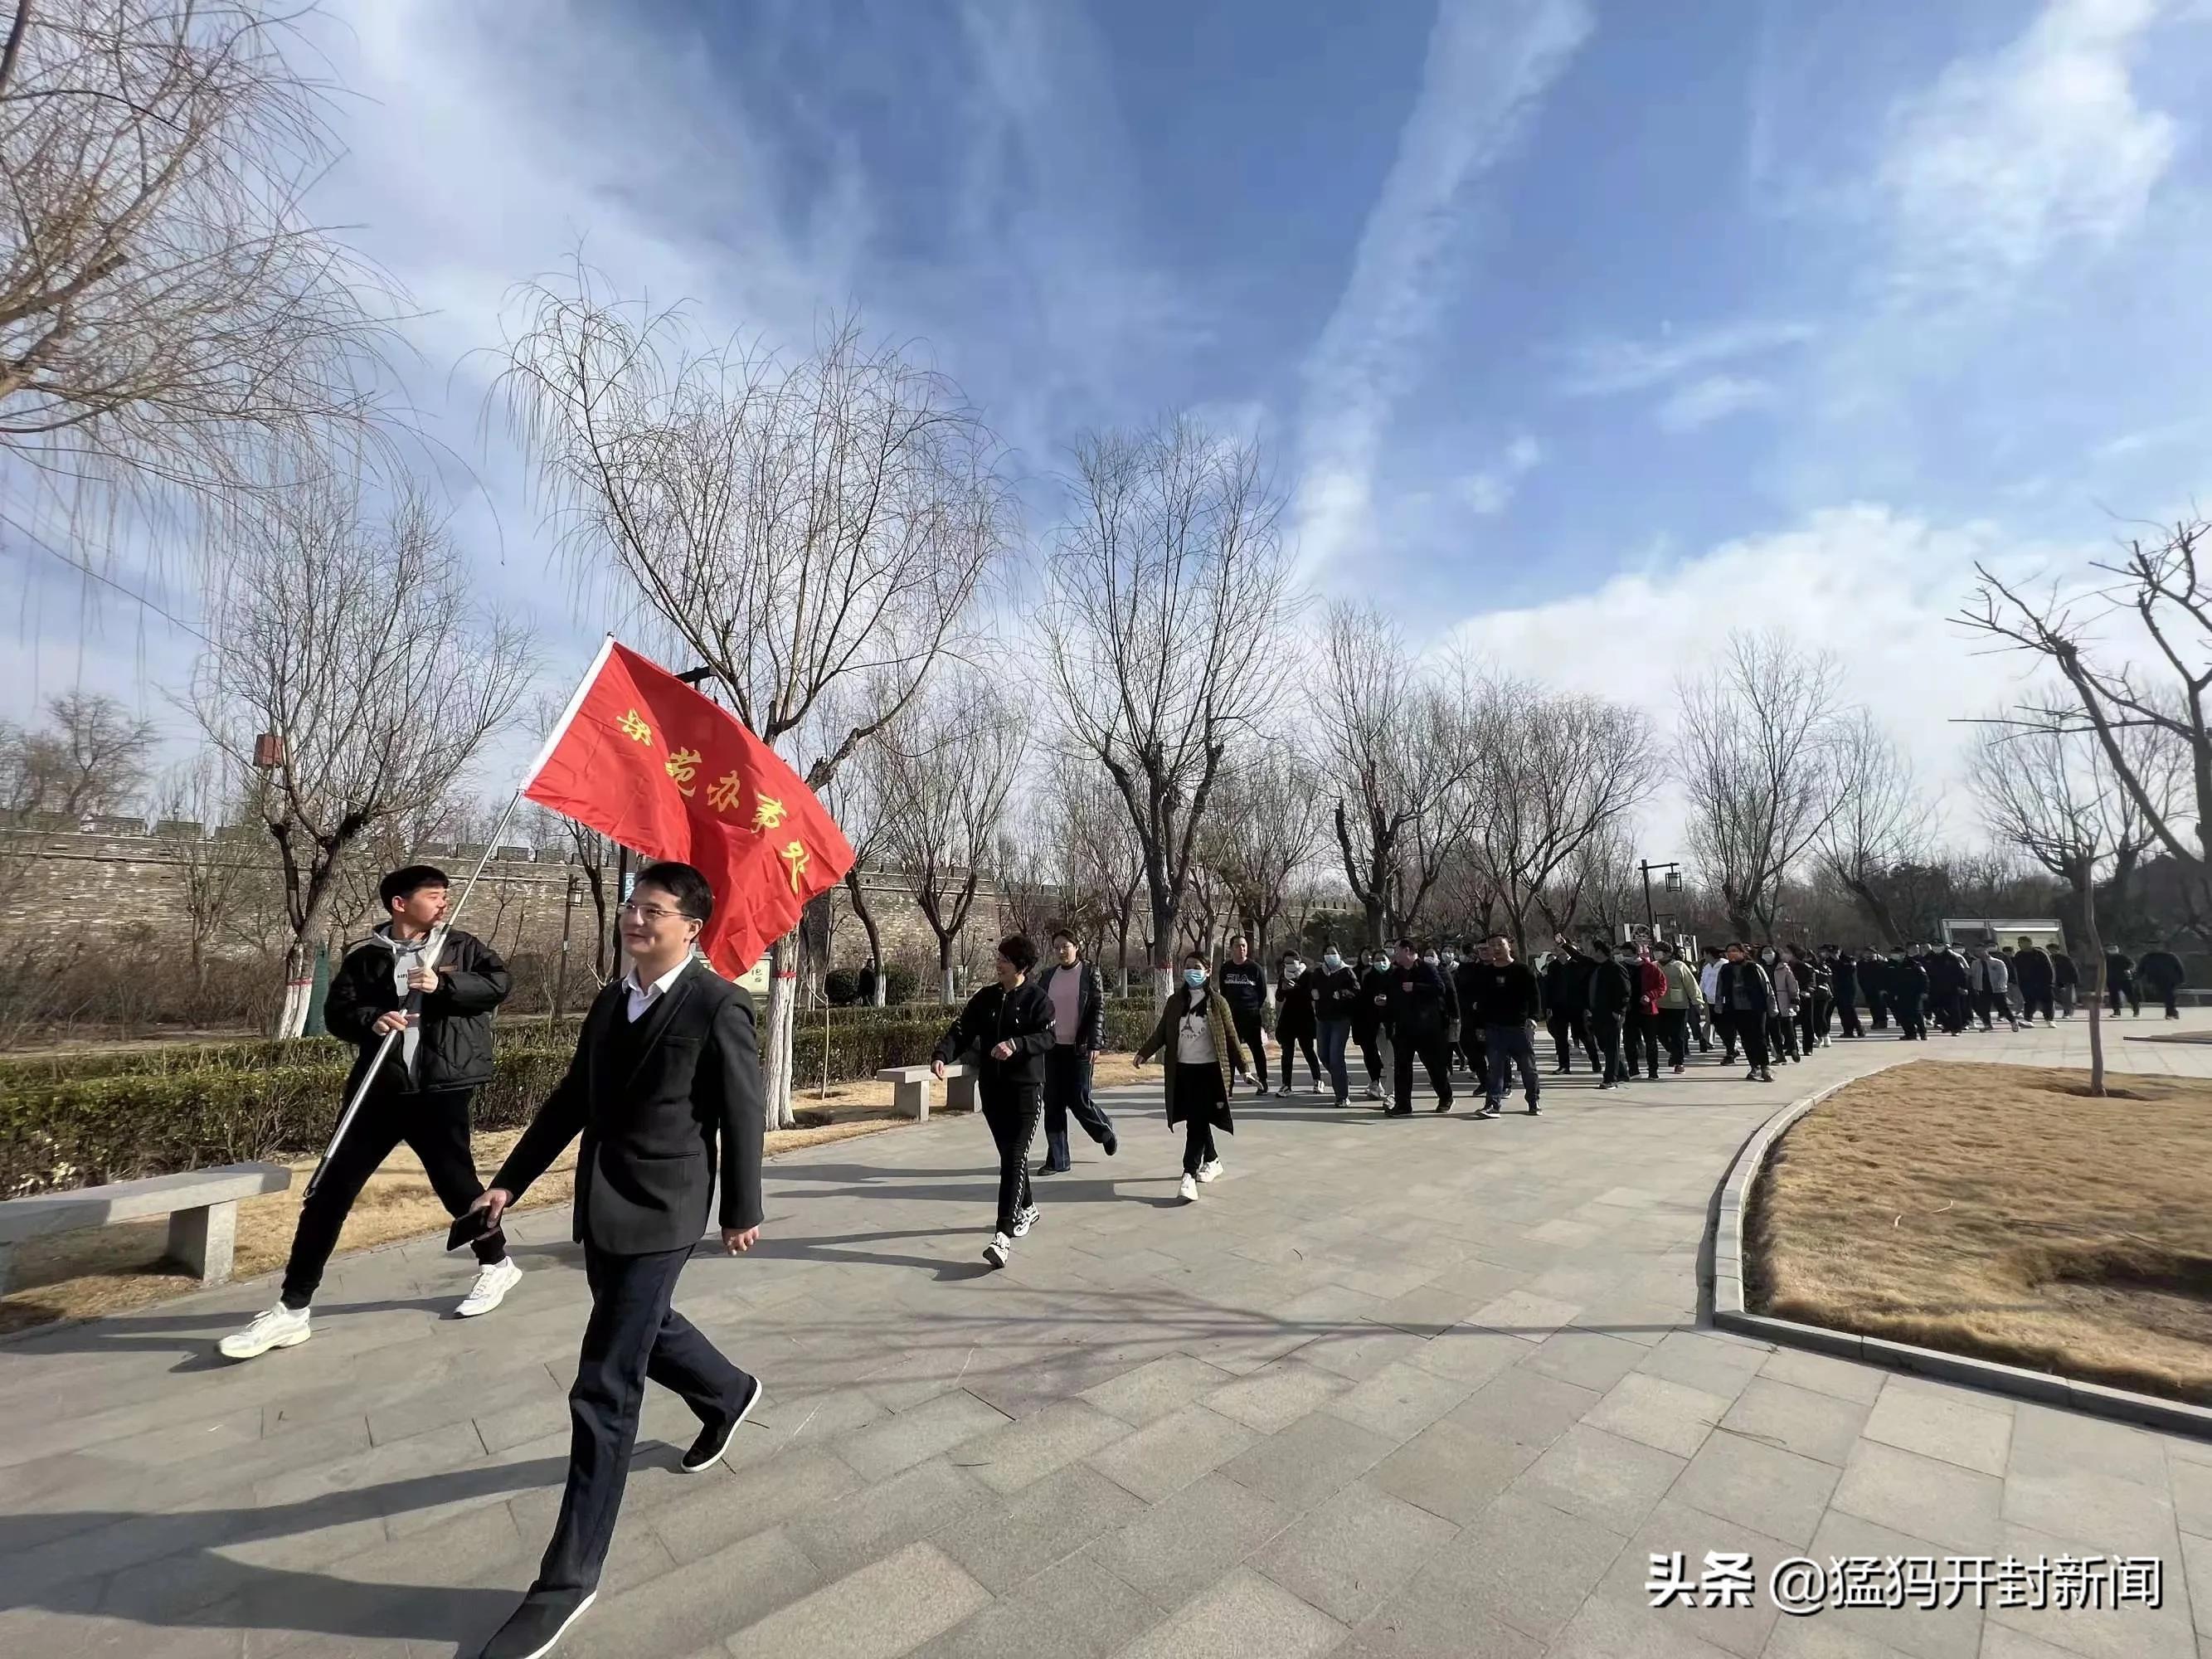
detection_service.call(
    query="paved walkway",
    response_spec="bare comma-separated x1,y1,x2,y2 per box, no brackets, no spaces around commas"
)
3,1014,2210,1659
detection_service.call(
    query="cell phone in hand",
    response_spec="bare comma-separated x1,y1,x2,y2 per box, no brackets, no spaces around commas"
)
447,1207,498,1253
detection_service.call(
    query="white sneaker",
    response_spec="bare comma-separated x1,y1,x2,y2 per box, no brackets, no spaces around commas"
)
218,1302,311,1360
1179,1173,1198,1203
1197,1157,1223,1184
1011,1204,1038,1238
983,1233,1012,1268
455,1257,523,1318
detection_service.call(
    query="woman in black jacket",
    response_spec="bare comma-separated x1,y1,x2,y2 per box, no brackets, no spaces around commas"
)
1310,947,1362,1107
1353,951,1393,1101
1273,951,1321,1096
934,935,1057,1268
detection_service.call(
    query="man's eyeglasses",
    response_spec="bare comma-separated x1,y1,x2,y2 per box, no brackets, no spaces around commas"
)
618,901,696,923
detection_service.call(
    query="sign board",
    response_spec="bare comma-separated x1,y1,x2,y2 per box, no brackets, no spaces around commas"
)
736,953,771,995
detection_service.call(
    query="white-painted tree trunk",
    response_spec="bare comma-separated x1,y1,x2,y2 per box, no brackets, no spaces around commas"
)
762,932,799,1130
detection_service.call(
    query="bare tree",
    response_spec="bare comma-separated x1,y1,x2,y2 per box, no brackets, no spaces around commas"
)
1816,710,1932,946
150,752,246,985
499,272,1012,1124
1040,415,1294,1003
1970,698,2181,1095
1206,748,1322,966
1678,630,1847,939
1311,602,1480,947
873,678,1026,1002
816,738,892,1006
0,0,396,508
1055,751,1144,991
187,483,536,1036
1961,519,2212,928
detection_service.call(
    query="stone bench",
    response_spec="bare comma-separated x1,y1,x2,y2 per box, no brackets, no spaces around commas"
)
0,1162,292,1292
877,1063,978,1121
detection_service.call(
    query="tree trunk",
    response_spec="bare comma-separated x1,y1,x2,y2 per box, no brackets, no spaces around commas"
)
762,932,799,1130
2080,876,2107,1099
1150,891,1175,1007
275,875,342,1039
939,931,957,1004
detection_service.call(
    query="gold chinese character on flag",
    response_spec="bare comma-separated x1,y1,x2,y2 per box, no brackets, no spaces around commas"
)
705,771,744,814
779,839,810,893
616,709,653,745
664,747,702,797
752,795,789,833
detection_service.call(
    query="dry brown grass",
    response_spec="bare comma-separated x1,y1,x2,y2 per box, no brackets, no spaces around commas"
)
1748,1060,2212,1404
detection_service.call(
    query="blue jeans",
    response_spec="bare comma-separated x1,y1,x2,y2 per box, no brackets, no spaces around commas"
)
1315,1019,1351,1099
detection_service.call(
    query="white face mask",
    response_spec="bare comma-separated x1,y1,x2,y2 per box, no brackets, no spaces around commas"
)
1283,963,1304,980
1323,952,1342,969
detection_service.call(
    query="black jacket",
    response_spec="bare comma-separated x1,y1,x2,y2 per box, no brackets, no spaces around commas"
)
2052,951,2079,990
494,960,764,1252
1313,964,1362,1024
1926,950,1970,994
1384,961,1451,1039
2105,951,2136,988
1716,959,1774,1015
1539,956,1583,1016
934,979,1058,1088
1217,958,1268,1018
1033,960,1105,1050
1830,956,1858,1000
1461,960,1540,1026
1354,966,1393,1039
2140,950,2185,990
324,925,512,1098
1585,954,1633,1018
1275,971,1319,1040
2013,947,2054,993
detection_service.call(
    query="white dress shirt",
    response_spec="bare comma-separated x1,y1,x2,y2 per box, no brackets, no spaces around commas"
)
623,956,693,1023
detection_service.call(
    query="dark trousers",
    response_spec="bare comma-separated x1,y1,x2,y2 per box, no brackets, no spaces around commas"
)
2021,987,2054,1023
1712,1007,1736,1060
1042,1046,1113,1170
1174,1063,1224,1174
1737,1012,1771,1070
1317,1019,1352,1099
282,1082,502,1308
1836,995,1864,1038
980,1080,1042,1236
1658,1007,1690,1069
1354,1029,1383,1087
1392,1030,1452,1111
1483,1024,1539,1105
1969,987,1993,1029
2151,985,2180,1018
1589,1011,1626,1082
1231,1010,1269,1091
1769,1013,1800,1061
1866,989,1889,1029
1938,989,1969,1033
1548,1009,1599,1072
1897,992,1928,1039
2108,981,2140,1015
1624,1010,1660,1078
536,1242,746,1596
1798,999,1822,1053
1280,1032,1321,1087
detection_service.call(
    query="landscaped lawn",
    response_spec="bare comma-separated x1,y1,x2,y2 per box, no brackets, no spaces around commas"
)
1748,1060,2212,1405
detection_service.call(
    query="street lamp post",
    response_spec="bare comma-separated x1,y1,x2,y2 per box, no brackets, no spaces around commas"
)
1638,860,1684,940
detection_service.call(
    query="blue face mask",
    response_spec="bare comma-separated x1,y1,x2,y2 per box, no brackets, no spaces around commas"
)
1323,951,1342,969
1184,969,1208,990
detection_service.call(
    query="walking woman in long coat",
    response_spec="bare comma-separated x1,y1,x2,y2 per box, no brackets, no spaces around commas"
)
1136,951,1252,1204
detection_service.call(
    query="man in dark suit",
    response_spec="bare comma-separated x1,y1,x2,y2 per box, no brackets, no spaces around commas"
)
471,860,765,1659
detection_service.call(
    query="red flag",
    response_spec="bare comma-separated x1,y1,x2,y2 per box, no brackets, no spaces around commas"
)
523,640,854,977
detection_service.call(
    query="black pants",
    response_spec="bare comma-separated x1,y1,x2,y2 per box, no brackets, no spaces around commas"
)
1624,1011,1660,1078
1042,1046,1114,1170
1711,1007,1736,1061
2108,981,2140,1015
1483,1024,1539,1105
1736,1012,1771,1071
1798,999,1822,1053
282,1082,502,1308
1174,1063,1225,1174
1969,988,1993,1029
1589,1011,1626,1082
2151,985,2180,1018
1866,989,1889,1029
1836,995,1864,1038
1896,992,1928,1039
1354,1029,1383,1087
980,1080,1042,1236
1769,1013,1800,1062
2021,986,2054,1023
1658,1007,1690,1069
1279,1031,1321,1087
534,1243,746,1597
1546,1009,1598,1073
1231,1010,1269,1090
1393,1030,1452,1111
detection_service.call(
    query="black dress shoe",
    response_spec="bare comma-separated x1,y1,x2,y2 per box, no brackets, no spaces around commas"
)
479,1588,596,1659
1102,1132,1118,1156
682,1371,761,1474
1038,1161,1072,1175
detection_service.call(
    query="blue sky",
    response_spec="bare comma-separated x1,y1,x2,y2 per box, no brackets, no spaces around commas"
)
4,0,2209,815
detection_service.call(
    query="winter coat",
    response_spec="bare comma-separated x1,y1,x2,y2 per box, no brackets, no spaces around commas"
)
1539,956,1583,1016
1656,959,1702,1011
1312,964,1363,1026
1716,959,1775,1016
1972,956,2010,996
2106,951,2136,989
1830,955,1859,1001
1216,959,1269,1018
1889,959,1931,1001
1383,961,1454,1040
2140,950,2185,991
1353,966,1393,1041
2013,947,2054,994
933,978,1058,1088
1033,960,1106,1050
1770,962,1800,1017
1585,955,1634,1019
1461,960,1541,1026
1136,986,1248,1131
1275,971,1319,1040
325,925,513,1099
2052,951,2079,990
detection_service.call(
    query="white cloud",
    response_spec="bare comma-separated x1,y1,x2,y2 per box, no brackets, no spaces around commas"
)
1559,319,1817,397
1292,0,1592,573
1878,0,2179,299
1456,433,1544,514
1655,374,1777,433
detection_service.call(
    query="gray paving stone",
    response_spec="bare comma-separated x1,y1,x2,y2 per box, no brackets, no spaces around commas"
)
1467,1287,1583,1341
1756,1615,1921,1657
558,1525,824,1659
1369,1416,1544,1524
1249,1477,1458,1625
1802,1508,1983,1659
1109,1564,1345,1659
1584,1370,1733,1459
1085,1404,1255,1505
1757,1345,1889,1405
837,1389,1013,1485
720,1540,991,1659
1400,1321,1524,1387
1388,1486,1630,1645
1636,1331,1774,1401
789,1455,997,1578
2167,1451,2212,1536
649,1443,863,1564
1986,1519,2196,1659
2180,1528,2212,1637
1585,1493,1802,1659
936,1459,1150,1596
1322,1360,1476,1443
1364,1284,1477,1338
1508,1420,1688,1535
1293,1323,1430,1381
1670,1428,1842,1548
1860,1382,2012,1476
1082,1470,1292,1610
1200,1357,1350,1434
1077,1355,1236,1427
907,1551,1160,1659
944,1398,1131,1495
1216,1408,1398,1512
1519,1327,1652,1394
1442,1363,1602,1450
1829,1440,2003,1555
1719,1376,1874,1467
2000,1462,2181,1557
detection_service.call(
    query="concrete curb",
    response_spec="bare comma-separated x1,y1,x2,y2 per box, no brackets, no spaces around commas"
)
1709,1059,2212,1442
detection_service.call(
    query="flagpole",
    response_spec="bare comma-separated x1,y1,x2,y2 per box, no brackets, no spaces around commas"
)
299,639,620,1201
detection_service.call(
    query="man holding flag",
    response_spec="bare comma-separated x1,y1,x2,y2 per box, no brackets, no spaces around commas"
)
467,641,853,1659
